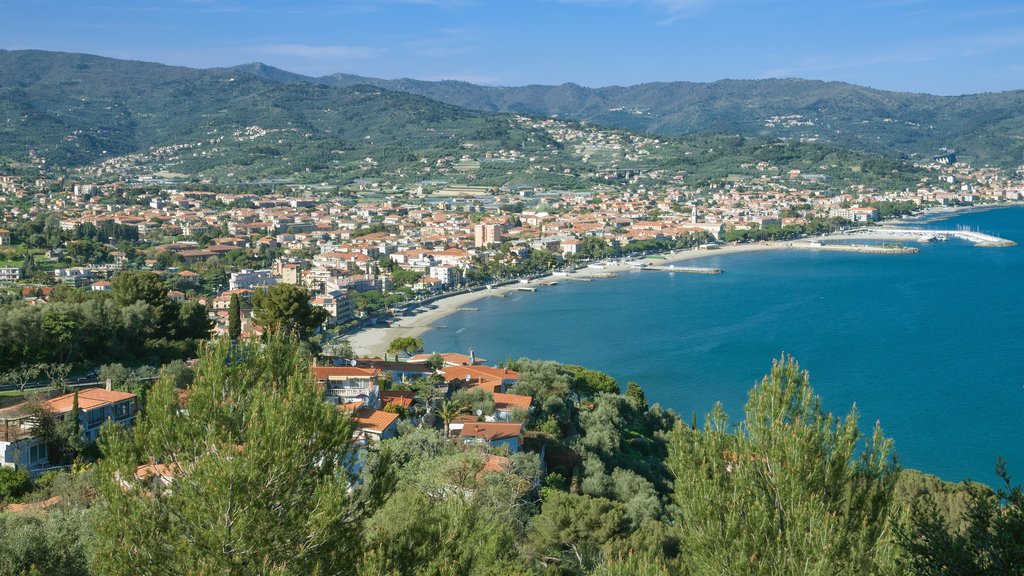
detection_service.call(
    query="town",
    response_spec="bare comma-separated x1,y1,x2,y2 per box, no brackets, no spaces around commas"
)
1,115,1021,342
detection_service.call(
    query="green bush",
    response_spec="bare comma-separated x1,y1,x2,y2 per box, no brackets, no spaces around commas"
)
0,467,32,501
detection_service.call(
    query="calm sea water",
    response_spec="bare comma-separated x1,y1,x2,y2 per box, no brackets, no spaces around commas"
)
425,207,1024,486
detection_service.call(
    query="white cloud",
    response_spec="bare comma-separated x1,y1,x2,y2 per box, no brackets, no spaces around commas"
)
250,44,378,60
551,0,723,24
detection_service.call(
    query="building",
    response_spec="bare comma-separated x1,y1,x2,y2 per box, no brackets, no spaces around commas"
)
1,388,139,473
428,264,462,286
313,366,381,407
473,223,502,248
229,269,276,291
312,294,355,326
458,422,524,453
0,267,22,283
831,206,880,222
0,229,11,245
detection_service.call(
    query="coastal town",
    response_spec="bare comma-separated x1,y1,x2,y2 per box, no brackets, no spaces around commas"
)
1,121,1021,355
2,5,1024,566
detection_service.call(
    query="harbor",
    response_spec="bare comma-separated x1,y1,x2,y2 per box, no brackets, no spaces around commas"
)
837,227,1017,247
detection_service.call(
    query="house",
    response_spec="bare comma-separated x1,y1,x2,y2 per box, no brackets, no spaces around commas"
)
379,390,416,412
440,365,520,394
0,228,11,245
489,392,532,422
0,388,139,473
0,267,21,284
44,388,139,443
339,402,400,441
313,366,381,407
408,352,486,367
459,422,524,453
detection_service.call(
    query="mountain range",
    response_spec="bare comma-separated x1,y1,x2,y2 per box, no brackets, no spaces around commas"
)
1,49,1022,174
249,63,1024,169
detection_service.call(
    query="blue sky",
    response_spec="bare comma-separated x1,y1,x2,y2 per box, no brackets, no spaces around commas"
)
3,0,1023,95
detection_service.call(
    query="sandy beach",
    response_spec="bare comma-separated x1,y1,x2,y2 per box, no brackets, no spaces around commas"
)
346,242,782,358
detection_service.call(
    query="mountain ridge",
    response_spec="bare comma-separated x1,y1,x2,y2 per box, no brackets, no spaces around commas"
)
1,49,1021,177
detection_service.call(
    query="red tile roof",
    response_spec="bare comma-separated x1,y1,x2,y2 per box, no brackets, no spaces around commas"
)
44,388,136,414
459,422,523,442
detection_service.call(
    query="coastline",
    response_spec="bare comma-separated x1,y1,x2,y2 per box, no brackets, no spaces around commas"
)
347,202,1021,358
347,242,784,357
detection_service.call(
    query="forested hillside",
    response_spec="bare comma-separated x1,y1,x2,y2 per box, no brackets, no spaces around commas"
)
1,50,935,192
313,72,1024,168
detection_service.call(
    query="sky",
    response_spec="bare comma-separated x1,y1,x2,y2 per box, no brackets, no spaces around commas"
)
2,0,1023,95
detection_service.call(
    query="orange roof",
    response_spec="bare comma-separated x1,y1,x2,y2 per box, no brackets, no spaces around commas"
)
44,388,136,414
349,407,399,433
493,392,532,411
380,390,414,409
312,366,381,380
460,422,523,442
135,462,178,481
440,365,518,393
476,454,512,481
4,496,63,514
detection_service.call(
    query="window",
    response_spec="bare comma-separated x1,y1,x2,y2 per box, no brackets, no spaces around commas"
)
29,444,48,463
87,409,105,428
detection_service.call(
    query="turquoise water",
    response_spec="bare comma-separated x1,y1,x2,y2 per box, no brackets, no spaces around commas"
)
424,206,1024,486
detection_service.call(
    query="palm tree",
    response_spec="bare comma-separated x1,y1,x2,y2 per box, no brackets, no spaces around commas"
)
438,400,464,438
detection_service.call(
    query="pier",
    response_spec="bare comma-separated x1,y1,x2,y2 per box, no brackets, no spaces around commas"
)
839,227,1016,247
642,265,724,274
788,242,919,254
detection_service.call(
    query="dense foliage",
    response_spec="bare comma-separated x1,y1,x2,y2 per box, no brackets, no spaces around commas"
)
0,271,211,374
89,336,394,575
1,345,1022,575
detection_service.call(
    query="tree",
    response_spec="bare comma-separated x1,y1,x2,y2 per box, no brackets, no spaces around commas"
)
111,270,167,309
528,489,631,572
426,353,446,371
41,362,72,394
0,467,31,502
438,399,464,438
54,390,83,462
227,292,241,340
3,364,40,393
250,284,327,339
667,356,900,574
898,458,1024,575
386,337,423,361
88,336,395,575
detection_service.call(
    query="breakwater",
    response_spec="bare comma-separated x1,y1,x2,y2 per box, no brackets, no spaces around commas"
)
839,227,1016,247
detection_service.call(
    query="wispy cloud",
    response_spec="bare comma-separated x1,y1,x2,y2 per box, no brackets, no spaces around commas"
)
757,26,1024,79
554,0,715,23
249,44,379,60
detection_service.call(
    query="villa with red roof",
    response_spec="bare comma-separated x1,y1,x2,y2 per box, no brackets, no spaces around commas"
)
0,387,138,473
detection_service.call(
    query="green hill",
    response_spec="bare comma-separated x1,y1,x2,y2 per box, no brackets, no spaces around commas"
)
0,50,933,189
306,72,1024,168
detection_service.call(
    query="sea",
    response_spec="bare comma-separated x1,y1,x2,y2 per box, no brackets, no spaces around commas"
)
424,206,1024,487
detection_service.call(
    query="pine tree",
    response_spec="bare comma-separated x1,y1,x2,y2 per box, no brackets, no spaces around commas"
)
54,389,82,462
667,356,901,575
227,292,241,340
88,335,395,575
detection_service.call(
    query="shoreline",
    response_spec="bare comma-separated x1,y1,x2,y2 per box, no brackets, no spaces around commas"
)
347,203,1021,358
349,243,793,357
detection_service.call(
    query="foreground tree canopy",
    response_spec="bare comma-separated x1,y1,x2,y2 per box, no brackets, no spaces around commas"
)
89,336,393,575
5,346,1022,575
666,356,901,575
